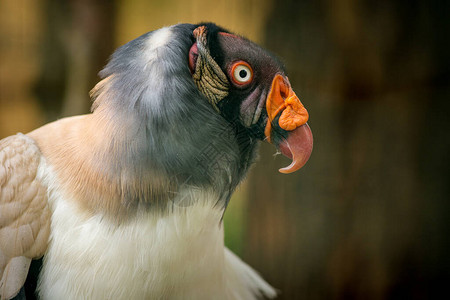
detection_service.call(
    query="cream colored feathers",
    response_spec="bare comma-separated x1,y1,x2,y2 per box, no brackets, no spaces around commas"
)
0,134,50,299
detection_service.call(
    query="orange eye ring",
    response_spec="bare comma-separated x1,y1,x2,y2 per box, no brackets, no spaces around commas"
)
230,61,253,86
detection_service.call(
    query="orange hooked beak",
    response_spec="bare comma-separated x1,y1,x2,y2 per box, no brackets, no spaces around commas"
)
265,74,313,174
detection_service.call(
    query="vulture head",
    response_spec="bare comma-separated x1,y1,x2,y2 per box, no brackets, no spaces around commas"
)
90,22,313,207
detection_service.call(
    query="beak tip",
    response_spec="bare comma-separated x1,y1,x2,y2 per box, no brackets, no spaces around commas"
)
277,123,313,174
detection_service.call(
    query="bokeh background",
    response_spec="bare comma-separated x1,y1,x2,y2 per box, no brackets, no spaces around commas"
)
1,0,449,299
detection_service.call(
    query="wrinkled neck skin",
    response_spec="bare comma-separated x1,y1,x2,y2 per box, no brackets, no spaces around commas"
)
85,24,259,217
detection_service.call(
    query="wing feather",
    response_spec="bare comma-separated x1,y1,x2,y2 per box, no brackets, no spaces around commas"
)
0,134,50,300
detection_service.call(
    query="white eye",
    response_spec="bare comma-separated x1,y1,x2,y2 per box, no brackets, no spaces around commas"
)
231,61,253,85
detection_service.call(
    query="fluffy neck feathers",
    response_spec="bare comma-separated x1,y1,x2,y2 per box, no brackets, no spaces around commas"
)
30,24,258,219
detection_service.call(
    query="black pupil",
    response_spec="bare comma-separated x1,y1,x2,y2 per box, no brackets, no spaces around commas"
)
239,69,247,78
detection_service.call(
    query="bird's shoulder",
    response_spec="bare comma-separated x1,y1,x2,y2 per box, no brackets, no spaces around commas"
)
0,133,51,299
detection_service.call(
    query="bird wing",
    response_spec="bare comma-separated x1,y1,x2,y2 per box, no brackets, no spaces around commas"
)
0,134,51,300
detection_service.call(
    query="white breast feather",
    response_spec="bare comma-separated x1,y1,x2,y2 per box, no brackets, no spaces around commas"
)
36,158,276,299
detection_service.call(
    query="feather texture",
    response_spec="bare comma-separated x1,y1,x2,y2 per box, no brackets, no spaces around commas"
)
36,158,275,299
0,134,50,299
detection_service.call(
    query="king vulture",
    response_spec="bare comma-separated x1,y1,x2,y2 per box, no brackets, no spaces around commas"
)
0,23,313,299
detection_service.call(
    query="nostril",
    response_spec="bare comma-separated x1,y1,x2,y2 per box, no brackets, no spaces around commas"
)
280,83,289,99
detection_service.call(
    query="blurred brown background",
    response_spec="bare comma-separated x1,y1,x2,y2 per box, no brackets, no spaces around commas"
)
1,0,449,299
